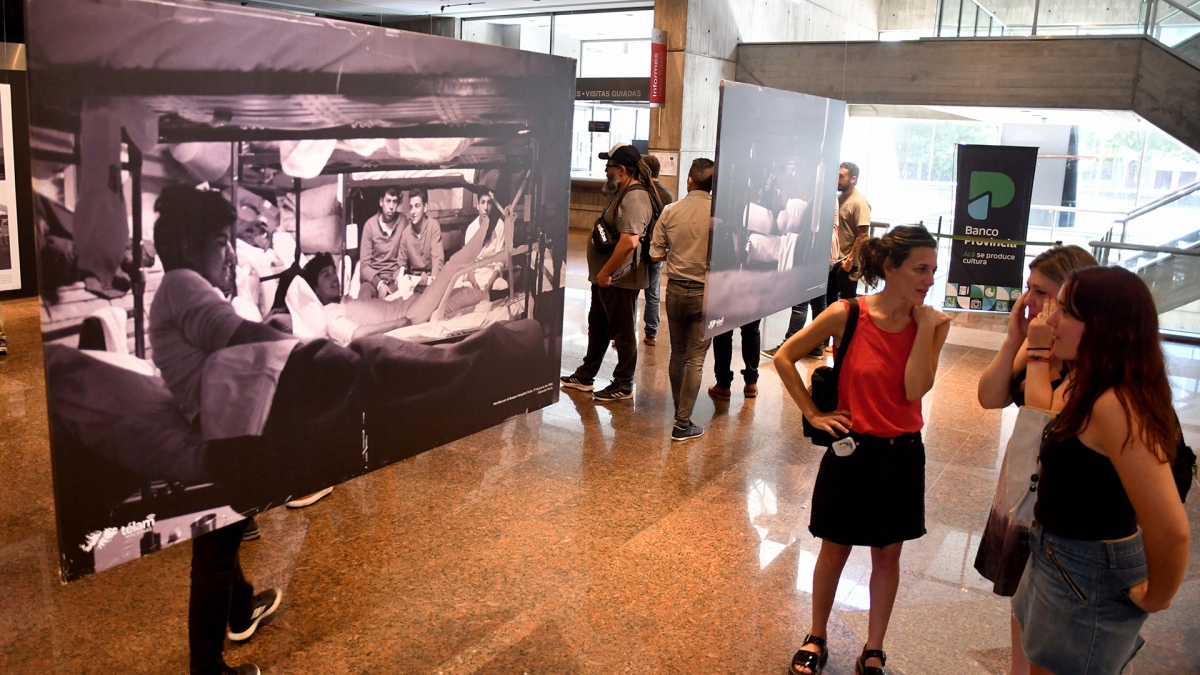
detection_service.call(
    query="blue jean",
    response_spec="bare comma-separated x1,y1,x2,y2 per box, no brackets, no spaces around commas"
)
642,261,663,338
665,279,710,425
1012,524,1149,674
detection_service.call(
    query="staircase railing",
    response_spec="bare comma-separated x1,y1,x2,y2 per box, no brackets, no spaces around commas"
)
1095,179,1200,265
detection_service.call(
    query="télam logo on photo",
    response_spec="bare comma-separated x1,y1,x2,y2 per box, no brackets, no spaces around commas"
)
707,317,724,330
966,171,1016,220
79,514,157,553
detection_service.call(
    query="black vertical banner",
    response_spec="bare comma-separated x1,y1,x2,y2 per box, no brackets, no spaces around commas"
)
944,144,1038,312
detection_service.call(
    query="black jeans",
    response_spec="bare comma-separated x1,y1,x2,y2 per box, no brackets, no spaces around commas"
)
573,283,639,389
712,320,760,388
190,518,254,675
783,262,857,341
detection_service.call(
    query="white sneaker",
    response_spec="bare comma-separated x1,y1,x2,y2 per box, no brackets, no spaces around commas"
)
286,487,333,508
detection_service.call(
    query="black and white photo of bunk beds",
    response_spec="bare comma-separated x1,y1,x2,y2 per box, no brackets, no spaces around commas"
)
28,0,574,581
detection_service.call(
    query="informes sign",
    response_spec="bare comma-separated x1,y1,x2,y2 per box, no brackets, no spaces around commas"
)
29,0,573,582
944,144,1038,312
704,81,844,339
649,29,666,107
0,83,21,292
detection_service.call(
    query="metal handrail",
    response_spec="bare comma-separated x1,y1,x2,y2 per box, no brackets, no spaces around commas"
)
1120,179,1200,224
936,0,1009,37
1094,179,1200,263
1090,240,1200,257
1157,0,1200,25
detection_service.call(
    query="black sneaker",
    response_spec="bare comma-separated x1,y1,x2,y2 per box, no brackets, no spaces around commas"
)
560,375,594,392
227,588,282,642
760,345,779,359
222,665,261,675
807,345,826,358
241,517,260,542
671,423,704,441
592,383,632,402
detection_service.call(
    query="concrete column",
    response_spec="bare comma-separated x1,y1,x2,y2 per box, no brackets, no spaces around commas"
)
650,0,880,196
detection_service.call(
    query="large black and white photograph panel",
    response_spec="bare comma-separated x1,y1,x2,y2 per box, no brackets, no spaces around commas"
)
703,82,845,338
28,0,574,582
0,82,19,290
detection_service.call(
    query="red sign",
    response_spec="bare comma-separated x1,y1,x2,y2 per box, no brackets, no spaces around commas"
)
650,29,666,108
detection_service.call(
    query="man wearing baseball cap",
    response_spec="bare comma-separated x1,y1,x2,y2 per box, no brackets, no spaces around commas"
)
561,142,661,402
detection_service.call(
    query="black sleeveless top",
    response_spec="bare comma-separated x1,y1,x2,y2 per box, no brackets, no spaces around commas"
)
1035,426,1138,541
1009,365,1066,408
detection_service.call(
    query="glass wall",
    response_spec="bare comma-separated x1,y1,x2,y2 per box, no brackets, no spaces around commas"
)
463,9,654,178
841,113,1200,331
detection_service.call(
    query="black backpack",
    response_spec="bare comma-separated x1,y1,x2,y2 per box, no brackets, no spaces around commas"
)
802,300,860,448
597,183,663,284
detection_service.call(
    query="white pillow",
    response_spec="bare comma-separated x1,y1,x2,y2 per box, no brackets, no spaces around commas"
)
284,275,329,341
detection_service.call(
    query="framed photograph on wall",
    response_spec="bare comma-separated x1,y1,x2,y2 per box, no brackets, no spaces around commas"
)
0,82,20,292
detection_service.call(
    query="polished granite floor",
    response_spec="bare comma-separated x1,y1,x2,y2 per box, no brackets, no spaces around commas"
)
2,231,1199,674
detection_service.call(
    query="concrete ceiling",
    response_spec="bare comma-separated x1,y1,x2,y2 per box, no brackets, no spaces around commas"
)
242,0,649,21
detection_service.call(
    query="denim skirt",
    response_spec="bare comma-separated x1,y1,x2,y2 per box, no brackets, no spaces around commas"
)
1012,524,1149,674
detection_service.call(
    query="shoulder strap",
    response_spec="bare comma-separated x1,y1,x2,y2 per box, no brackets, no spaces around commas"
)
831,298,860,383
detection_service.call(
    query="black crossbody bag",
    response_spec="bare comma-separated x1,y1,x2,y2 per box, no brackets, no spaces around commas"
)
802,300,860,448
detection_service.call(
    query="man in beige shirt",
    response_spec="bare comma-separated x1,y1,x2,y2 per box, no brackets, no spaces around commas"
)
763,161,871,359
649,157,714,441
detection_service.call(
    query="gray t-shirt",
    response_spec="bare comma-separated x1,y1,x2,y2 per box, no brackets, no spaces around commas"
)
586,185,654,290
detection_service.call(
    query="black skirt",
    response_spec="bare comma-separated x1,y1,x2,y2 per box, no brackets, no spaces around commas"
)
809,431,926,548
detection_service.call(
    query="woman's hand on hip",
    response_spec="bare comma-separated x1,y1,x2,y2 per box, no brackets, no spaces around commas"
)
808,410,852,436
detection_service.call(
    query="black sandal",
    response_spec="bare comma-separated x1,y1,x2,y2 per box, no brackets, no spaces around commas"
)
855,647,888,675
789,634,828,674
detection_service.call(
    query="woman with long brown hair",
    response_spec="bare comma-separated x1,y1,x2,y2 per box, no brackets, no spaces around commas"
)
1012,266,1190,674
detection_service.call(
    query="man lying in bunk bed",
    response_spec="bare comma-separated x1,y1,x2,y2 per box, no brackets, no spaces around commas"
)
288,249,465,346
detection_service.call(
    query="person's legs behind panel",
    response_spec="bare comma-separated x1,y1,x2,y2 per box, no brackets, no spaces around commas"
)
190,518,277,675
739,320,760,398
709,329,733,400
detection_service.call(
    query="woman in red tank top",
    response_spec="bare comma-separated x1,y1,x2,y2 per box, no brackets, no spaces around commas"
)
774,226,951,675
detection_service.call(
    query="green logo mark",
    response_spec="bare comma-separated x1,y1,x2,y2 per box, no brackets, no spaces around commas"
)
966,171,1016,220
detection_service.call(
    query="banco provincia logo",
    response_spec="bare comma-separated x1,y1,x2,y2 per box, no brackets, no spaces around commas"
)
966,171,1016,221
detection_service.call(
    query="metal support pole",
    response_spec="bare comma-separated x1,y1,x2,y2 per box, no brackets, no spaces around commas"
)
293,177,303,267
121,129,146,359
229,141,239,298
1032,0,1041,35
